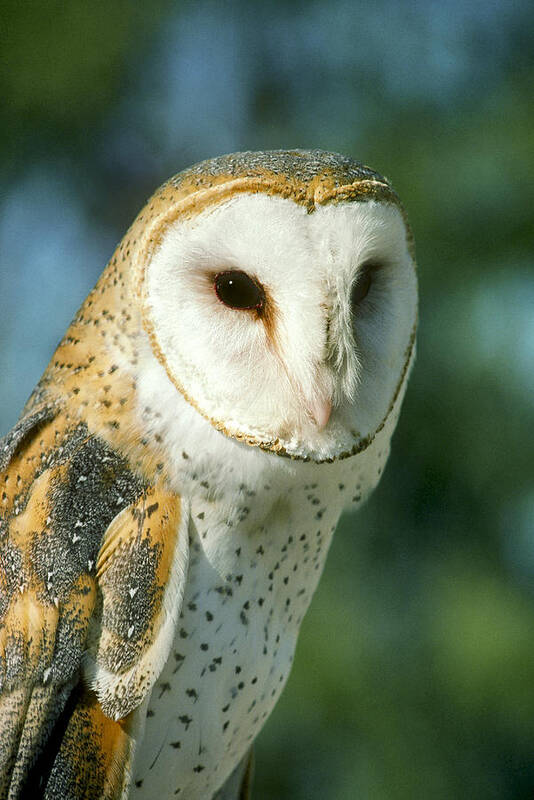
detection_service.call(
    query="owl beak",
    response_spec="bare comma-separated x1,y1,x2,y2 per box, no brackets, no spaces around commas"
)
308,396,332,430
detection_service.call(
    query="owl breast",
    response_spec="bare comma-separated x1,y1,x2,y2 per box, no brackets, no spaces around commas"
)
129,473,346,800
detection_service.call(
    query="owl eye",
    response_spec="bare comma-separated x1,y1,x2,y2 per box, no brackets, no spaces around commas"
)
214,270,265,311
350,261,380,309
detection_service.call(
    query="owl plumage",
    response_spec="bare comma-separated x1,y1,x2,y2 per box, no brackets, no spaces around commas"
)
0,150,417,799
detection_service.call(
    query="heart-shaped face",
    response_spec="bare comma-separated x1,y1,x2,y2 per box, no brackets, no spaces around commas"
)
140,162,417,463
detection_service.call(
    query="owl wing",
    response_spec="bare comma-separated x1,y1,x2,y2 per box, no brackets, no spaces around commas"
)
214,749,254,800
0,407,189,799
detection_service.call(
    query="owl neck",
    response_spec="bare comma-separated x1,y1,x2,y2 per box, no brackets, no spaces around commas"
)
26,252,166,484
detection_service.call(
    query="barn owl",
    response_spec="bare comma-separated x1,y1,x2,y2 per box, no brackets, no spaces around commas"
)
0,150,417,799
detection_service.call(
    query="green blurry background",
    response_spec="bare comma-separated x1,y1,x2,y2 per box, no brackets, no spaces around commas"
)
2,2,534,797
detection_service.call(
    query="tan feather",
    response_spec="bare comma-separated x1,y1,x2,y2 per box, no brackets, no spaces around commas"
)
87,487,188,720
0,405,186,795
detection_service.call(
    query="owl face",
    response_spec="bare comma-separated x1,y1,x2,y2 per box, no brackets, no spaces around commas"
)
137,175,417,463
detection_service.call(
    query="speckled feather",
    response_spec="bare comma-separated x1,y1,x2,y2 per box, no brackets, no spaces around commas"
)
0,150,416,799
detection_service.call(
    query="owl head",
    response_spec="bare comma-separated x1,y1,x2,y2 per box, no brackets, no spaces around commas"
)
42,150,415,470
128,151,417,463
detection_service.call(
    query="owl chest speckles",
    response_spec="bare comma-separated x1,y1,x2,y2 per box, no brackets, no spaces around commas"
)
130,475,343,800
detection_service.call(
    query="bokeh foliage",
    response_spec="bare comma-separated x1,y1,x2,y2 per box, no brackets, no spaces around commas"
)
1,2,534,797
